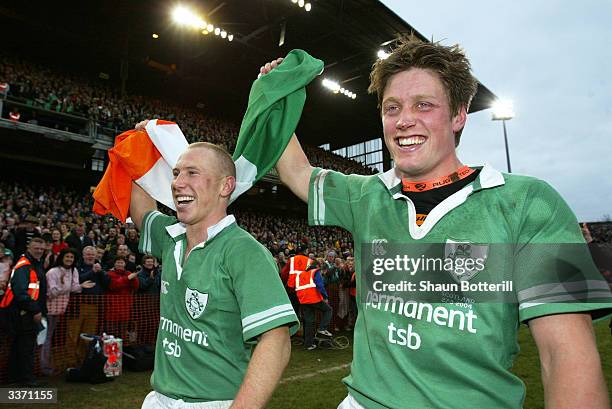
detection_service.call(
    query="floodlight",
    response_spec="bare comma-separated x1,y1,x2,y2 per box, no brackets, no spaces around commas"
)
152,33,159,39
228,34,234,41
377,50,390,60
322,78,341,92
173,6,200,27
221,30,227,38
298,0,304,7
214,27,221,35
305,3,312,11
491,100,515,120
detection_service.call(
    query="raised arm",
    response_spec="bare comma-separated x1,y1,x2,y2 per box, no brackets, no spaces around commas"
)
276,135,313,203
259,58,313,203
130,182,156,231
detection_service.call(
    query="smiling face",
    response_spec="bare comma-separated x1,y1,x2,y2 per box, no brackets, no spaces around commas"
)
62,252,76,268
381,68,466,181
114,259,126,271
143,257,155,270
172,147,229,227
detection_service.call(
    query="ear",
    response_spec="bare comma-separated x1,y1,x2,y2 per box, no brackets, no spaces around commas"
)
220,176,236,198
451,106,467,134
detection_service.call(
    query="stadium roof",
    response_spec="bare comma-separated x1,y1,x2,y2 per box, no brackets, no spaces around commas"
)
1,0,496,150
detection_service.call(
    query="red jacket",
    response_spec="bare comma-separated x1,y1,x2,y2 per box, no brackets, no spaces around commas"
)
105,268,139,322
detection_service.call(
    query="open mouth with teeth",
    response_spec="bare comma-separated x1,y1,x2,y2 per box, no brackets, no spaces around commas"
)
396,136,427,150
176,195,196,206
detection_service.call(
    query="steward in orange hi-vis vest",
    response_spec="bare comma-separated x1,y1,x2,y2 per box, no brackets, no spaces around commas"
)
0,256,39,308
284,254,312,288
294,269,324,305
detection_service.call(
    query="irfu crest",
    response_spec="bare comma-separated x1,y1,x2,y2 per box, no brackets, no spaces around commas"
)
444,239,488,283
185,287,208,319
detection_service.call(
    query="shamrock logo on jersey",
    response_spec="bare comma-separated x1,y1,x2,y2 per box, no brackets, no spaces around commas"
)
444,239,488,283
185,287,209,319
371,238,388,256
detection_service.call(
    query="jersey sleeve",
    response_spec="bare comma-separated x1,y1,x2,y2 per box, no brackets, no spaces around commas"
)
228,236,299,343
308,167,355,231
514,180,612,322
138,210,176,259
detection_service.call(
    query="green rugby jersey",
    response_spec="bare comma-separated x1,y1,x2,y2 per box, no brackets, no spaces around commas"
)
309,164,612,409
139,211,298,402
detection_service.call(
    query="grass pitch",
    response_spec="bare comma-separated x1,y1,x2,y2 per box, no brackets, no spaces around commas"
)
3,322,610,409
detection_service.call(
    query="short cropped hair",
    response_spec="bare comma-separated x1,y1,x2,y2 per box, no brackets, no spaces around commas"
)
188,142,236,178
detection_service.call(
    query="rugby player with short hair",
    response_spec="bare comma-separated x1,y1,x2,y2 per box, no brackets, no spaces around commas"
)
130,141,298,409
259,37,612,408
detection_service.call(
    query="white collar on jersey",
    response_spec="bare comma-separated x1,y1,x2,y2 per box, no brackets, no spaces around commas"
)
377,163,505,240
165,214,236,241
377,163,505,193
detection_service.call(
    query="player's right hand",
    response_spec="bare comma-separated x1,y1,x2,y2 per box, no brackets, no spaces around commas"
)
135,119,150,130
258,57,284,78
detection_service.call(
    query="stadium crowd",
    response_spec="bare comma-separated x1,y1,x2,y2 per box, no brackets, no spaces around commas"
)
0,55,375,175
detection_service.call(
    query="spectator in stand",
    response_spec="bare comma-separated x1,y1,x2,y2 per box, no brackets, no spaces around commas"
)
65,224,85,255
104,226,119,250
324,250,341,285
116,244,136,272
346,259,357,331
13,215,40,257
41,234,56,272
83,230,99,247
137,255,161,294
95,244,106,264
50,229,68,256
135,255,161,345
59,224,70,243
125,228,140,260
104,256,139,340
41,248,94,374
68,245,109,363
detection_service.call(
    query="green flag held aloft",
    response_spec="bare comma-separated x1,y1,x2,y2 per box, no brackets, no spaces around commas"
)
231,49,324,202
